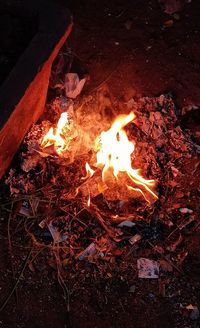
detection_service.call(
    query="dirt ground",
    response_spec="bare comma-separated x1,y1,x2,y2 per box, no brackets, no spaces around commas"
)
0,1,36,86
0,1,200,328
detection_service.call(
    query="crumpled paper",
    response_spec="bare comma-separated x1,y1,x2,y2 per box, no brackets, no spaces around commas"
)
137,258,159,278
65,73,86,99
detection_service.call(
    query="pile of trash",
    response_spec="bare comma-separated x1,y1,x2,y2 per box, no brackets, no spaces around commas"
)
1,48,199,326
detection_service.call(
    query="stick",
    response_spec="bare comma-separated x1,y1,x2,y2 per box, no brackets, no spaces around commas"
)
0,248,32,312
86,203,122,242
8,204,18,306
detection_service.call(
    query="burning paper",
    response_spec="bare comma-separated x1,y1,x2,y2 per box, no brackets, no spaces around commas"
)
40,110,158,204
93,112,158,203
40,112,70,155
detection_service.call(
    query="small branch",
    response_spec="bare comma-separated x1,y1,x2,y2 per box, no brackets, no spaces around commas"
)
0,248,32,312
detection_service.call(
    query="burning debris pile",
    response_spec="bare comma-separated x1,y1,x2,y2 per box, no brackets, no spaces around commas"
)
2,89,199,298
40,107,158,204
6,93,195,205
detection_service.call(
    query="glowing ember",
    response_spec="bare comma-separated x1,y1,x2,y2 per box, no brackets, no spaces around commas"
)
95,112,158,203
41,112,69,155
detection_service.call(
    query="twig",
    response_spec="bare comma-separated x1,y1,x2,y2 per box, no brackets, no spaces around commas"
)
147,241,182,274
192,221,200,232
60,206,87,232
0,248,32,312
89,63,119,93
0,195,56,208
8,204,18,306
85,203,122,242
165,227,179,241
54,247,71,312
29,247,46,266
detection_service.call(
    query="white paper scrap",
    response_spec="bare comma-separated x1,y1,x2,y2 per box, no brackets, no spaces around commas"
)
137,258,159,279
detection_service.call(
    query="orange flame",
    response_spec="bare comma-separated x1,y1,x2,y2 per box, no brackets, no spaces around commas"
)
41,112,69,155
85,162,95,179
84,163,94,207
87,194,91,207
41,110,158,204
95,112,158,203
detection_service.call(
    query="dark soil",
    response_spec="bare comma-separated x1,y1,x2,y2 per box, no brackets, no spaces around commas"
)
0,1,200,328
0,2,37,86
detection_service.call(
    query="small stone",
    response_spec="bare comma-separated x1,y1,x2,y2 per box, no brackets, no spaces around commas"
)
186,305,199,320
159,259,173,272
179,208,193,214
173,13,180,20
148,293,156,300
176,191,184,198
190,307,199,320
129,285,136,293
124,19,133,30
172,203,181,209
118,220,135,228
163,20,174,28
